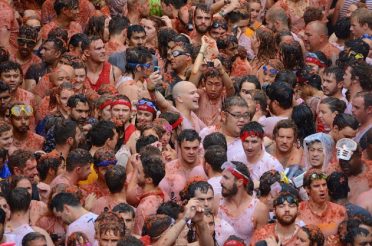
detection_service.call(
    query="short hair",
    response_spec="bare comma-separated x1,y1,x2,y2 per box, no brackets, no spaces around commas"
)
327,172,349,200
0,121,12,135
48,27,68,43
274,70,297,88
22,232,46,246
301,225,325,246
266,82,293,109
37,157,62,181
233,75,261,92
142,157,165,186
7,187,31,213
109,16,129,36
105,165,126,194
351,8,372,29
66,148,93,172
303,169,327,188
50,192,81,212
112,203,135,218
344,227,370,245
69,33,90,49
0,80,10,93
204,145,227,173
67,94,89,109
125,46,153,73
44,37,67,54
334,17,351,40
273,119,298,139
0,208,5,224
222,96,248,112
266,7,289,24
162,0,185,9
135,135,159,153
355,91,372,108
117,236,144,246
127,25,145,40
332,113,359,130
0,60,22,76
348,61,372,91
240,121,264,139
8,150,34,175
320,97,346,113
157,201,183,220
259,170,281,197
87,120,115,147
323,66,344,83
54,120,77,145
194,3,212,17
177,129,201,144
54,0,78,15
95,211,125,239
303,7,323,25
202,132,227,151
232,161,253,193
182,181,213,202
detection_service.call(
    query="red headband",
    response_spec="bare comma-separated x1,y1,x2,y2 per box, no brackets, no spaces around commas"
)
98,100,112,110
171,116,183,129
137,104,156,114
305,57,325,68
227,167,249,185
240,130,264,141
224,240,246,246
111,99,132,109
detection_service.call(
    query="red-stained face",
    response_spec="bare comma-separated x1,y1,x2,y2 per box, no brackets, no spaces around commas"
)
307,179,328,203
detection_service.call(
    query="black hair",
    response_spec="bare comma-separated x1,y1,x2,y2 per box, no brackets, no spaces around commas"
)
117,236,144,246
54,119,77,145
109,16,130,36
202,132,227,151
334,17,351,40
142,157,165,186
37,157,62,181
327,172,349,200
333,113,359,130
157,27,178,60
233,75,261,92
19,25,38,41
323,66,344,83
85,16,106,40
266,82,293,109
303,7,323,25
105,165,126,194
240,122,264,138
0,80,10,93
54,0,78,15
127,25,146,40
279,41,305,70
66,148,93,172
7,187,31,213
275,70,297,88
136,135,159,153
0,208,5,224
204,145,227,173
0,60,22,76
344,227,370,245
112,203,135,218
87,120,115,147
320,97,346,113
232,161,253,194
47,27,68,43
22,232,46,246
156,201,183,220
291,103,316,144
125,46,153,73
50,192,81,212
67,94,89,109
69,33,90,49
258,170,281,197
346,38,370,60
177,129,201,145
162,0,185,9
348,60,372,91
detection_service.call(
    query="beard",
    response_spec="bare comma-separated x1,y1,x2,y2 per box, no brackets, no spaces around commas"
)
276,213,297,226
17,126,29,134
195,24,210,34
221,182,238,198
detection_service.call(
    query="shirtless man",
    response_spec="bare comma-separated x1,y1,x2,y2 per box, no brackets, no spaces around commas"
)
217,161,268,245
352,91,372,144
267,119,303,168
82,36,122,91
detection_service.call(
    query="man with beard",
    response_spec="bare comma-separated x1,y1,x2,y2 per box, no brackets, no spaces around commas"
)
67,94,91,131
190,4,212,45
0,82,11,120
321,67,347,103
251,192,301,245
352,91,372,143
9,103,44,154
217,161,268,245
49,148,93,189
298,169,347,244
110,95,134,144
8,150,39,185
130,156,165,235
267,119,303,168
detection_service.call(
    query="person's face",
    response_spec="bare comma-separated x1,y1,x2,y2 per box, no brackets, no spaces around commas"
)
205,76,223,100
209,26,226,39
57,89,74,113
119,212,134,235
352,96,368,124
308,142,324,168
51,69,73,87
16,178,32,195
77,164,91,181
204,214,215,236
242,136,263,159
250,2,261,22
220,170,238,197
74,68,86,85
97,165,114,181
304,25,322,51
40,41,60,64
339,149,362,176
111,104,131,123
24,158,39,183
64,4,79,21
222,106,250,137
88,39,106,63
160,131,171,147
25,239,47,246
334,126,357,141
129,31,146,47
17,35,37,58
0,91,11,111
322,73,341,96
0,130,13,150
274,201,298,226
99,230,121,246
318,103,337,128
306,62,320,75
178,83,200,110
275,128,295,153
263,64,278,84
100,105,111,121
307,179,328,203
11,115,30,134
194,188,214,211
350,17,366,38
53,206,74,224
353,230,372,246
346,4,358,18
194,9,212,34
294,228,311,246
140,19,157,41
136,110,153,128
180,140,200,165
169,46,191,72
1,69,22,92
343,66,352,89
70,102,89,125
107,129,119,150
265,18,276,32
0,197,10,221
225,42,238,57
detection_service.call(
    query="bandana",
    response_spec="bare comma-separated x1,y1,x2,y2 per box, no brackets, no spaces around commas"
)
137,104,156,114
240,130,264,141
111,99,132,109
171,116,183,130
224,240,245,246
222,162,249,186
305,57,325,68
95,160,117,167
98,100,112,110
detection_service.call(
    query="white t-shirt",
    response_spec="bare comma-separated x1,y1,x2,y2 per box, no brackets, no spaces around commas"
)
66,212,98,245
208,176,222,196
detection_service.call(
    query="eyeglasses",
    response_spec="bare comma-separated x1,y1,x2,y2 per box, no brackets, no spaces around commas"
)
212,22,227,30
17,38,36,47
10,104,33,117
169,50,190,58
225,110,250,119
273,194,298,207
263,65,279,76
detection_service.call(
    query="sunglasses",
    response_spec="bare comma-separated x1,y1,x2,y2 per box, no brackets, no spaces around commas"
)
169,50,190,58
10,104,33,117
212,22,227,30
17,38,36,47
127,62,153,69
273,195,298,207
263,65,279,76
137,99,157,109
309,172,327,181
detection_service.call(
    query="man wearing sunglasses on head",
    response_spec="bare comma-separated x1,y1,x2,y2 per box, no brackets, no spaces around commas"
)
9,103,44,155
251,192,301,246
298,169,347,244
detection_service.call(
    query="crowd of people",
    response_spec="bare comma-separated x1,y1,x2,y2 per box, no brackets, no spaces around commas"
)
0,0,370,245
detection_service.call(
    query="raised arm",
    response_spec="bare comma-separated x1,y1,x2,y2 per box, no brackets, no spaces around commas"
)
189,36,210,86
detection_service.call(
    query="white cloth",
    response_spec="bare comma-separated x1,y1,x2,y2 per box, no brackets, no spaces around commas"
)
208,176,222,195
4,224,34,246
66,212,98,245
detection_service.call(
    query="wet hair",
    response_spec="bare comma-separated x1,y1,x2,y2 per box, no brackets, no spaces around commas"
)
142,157,165,186
19,25,38,41
8,150,34,176
135,135,159,153
256,27,277,61
162,0,185,8
327,172,349,200
194,3,212,17
67,93,89,109
48,27,68,43
158,27,178,60
0,60,22,76
232,161,253,194
177,129,201,145
241,121,264,139
22,232,46,246
67,231,90,246
10,175,32,191
320,97,346,114
334,17,351,40
0,208,6,225
332,113,359,130
112,203,135,218
125,46,153,73
279,41,305,70
184,181,213,201
54,0,78,15
303,169,327,188
95,211,126,239
7,187,31,213
0,48,9,63
304,7,323,25
66,148,93,172
266,7,289,25
202,132,227,151
127,25,146,40
233,75,261,92
274,70,297,88
85,16,106,40
44,37,66,54
50,192,81,212
202,67,222,82
109,16,129,36
351,8,372,29
0,81,9,94
266,82,294,109
301,225,325,246
143,214,173,238
222,96,248,112
344,227,370,245
258,170,281,197
355,91,372,108
273,119,298,139
104,165,126,193
323,66,344,83
345,39,370,61
54,119,77,145
157,201,183,220
69,33,90,49
37,157,63,181
87,120,115,147
291,103,315,144
117,236,144,246
348,60,372,91
204,145,227,173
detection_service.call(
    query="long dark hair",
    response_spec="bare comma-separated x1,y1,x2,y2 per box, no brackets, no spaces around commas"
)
291,103,315,144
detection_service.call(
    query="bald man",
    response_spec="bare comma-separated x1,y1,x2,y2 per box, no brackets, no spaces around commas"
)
303,21,339,62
